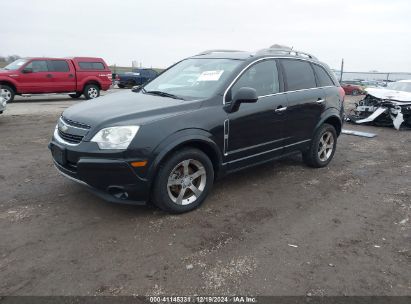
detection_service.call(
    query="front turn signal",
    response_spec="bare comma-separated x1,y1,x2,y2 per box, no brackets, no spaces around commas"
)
130,161,148,168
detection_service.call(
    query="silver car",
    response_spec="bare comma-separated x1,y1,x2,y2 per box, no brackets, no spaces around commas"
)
0,87,7,114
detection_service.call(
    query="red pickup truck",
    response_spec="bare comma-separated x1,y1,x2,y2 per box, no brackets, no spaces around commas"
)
0,57,112,103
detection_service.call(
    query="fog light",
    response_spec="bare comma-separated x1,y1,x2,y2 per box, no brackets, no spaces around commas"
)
108,186,129,200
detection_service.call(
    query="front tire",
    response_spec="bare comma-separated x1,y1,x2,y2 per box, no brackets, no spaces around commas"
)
83,84,100,99
152,148,214,213
352,89,359,96
303,123,337,168
1,85,15,103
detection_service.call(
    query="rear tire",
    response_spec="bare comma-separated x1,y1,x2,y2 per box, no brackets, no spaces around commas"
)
303,123,337,168
83,84,100,99
152,148,214,213
1,85,15,103
118,84,125,89
69,92,82,99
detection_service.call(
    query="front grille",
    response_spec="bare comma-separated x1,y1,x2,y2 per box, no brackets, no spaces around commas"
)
58,129,83,144
61,116,91,130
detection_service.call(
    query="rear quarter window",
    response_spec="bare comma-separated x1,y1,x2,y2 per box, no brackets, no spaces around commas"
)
78,62,105,70
312,64,335,87
281,59,316,91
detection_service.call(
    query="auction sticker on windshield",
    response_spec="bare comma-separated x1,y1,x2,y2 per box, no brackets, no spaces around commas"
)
197,70,224,81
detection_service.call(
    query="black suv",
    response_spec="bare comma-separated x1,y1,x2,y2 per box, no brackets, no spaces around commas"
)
49,47,345,213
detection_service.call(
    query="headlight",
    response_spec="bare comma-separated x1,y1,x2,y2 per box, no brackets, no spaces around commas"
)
91,126,139,150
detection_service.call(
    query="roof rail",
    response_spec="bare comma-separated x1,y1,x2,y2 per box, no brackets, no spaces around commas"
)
255,47,318,60
196,49,244,56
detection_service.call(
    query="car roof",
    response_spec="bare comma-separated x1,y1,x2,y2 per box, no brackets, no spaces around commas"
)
191,47,323,64
191,51,254,60
22,57,104,61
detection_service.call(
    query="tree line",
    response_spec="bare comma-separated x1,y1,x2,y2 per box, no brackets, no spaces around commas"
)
0,55,21,63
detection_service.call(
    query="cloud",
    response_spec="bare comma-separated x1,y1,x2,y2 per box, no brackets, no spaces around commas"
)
0,0,410,71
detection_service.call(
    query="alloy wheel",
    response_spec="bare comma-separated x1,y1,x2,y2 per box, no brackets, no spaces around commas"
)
88,87,98,98
167,159,206,205
318,131,334,162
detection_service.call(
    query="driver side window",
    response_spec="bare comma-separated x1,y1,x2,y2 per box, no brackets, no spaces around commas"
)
25,60,49,73
230,60,279,100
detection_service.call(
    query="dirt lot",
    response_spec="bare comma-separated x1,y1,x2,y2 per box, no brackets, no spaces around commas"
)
0,92,410,296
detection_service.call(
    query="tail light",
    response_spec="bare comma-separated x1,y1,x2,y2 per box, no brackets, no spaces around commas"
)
338,86,345,102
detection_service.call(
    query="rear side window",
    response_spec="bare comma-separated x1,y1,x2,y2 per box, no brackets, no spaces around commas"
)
312,64,335,87
281,59,316,91
25,60,48,72
48,60,70,72
78,62,105,70
231,60,280,97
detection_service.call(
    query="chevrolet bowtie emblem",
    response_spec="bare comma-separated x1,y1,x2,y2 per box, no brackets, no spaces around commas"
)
60,124,69,132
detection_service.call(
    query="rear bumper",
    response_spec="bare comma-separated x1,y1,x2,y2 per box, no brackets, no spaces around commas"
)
101,83,112,91
50,143,150,205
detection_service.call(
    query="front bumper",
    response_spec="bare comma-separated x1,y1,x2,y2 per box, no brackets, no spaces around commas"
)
49,142,150,205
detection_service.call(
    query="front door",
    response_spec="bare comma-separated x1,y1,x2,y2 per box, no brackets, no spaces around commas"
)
224,59,288,170
18,60,54,93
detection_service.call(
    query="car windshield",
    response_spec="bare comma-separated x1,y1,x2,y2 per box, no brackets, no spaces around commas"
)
142,58,242,100
386,82,411,93
4,59,28,70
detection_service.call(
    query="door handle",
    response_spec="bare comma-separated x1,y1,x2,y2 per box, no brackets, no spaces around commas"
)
316,98,325,103
68,74,74,78
46,74,53,78
275,106,287,113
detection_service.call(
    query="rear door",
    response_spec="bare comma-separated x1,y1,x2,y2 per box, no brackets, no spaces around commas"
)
225,59,288,169
312,63,341,116
18,60,54,93
47,60,76,92
280,59,324,151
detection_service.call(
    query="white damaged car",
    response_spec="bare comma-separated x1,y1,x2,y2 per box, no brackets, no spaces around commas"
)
0,87,7,114
347,80,411,129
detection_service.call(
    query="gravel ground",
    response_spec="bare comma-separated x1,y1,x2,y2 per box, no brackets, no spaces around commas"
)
0,92,410,296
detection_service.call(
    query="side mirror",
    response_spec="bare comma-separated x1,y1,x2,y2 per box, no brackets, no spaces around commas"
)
225,87,258,113
22,68,33,74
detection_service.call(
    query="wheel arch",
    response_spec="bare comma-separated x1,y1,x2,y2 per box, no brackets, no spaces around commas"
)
147,130,223,184
81,79,102,91
0,80,18,94
315,109,342,136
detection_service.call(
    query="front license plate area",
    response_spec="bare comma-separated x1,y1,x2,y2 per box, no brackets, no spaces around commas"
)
51,144,66,165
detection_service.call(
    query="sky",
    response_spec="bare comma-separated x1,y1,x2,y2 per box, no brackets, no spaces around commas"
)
1,0,410,72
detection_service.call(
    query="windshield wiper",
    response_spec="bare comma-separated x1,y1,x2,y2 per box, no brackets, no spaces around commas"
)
144,90,184,100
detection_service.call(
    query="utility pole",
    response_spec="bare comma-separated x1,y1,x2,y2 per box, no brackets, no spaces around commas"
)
340,58,344,82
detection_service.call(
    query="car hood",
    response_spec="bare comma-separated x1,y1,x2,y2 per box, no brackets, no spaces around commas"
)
0,69,14,76
366,87,411,102
62,90,202,129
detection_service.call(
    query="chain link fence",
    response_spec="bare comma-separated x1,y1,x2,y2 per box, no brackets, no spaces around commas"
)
331,70,411,83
